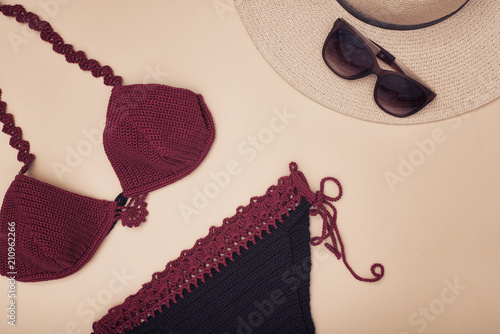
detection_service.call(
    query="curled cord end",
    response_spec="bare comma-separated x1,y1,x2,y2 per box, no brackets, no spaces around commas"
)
342,261,385,283
341,250,385,283
370,263,385,282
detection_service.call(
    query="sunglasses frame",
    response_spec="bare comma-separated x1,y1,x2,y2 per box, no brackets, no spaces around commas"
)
322,18,437,118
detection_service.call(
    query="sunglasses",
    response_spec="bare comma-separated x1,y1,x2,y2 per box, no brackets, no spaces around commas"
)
322,18,436,118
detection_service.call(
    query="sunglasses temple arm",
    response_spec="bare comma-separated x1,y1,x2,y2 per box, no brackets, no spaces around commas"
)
369,40,404,72
340,19,436,93
340,20,401,72
369,39,436,92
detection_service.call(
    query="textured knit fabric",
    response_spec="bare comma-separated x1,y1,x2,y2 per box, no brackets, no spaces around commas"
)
104,84,215,198
0,175,119,282
0,88,126,282
127,198,314,334
92,163,384,333
0,3,216,282
0,3,215,229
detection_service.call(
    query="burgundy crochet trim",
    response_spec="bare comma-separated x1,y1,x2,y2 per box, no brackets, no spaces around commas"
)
0,4,122,87
93,163,385,333
93,163,314,333
117,194,149,228
0,89,35,174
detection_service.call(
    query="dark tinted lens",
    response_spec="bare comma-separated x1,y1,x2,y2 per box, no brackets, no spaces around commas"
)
376,74,427,117
324,30,374,78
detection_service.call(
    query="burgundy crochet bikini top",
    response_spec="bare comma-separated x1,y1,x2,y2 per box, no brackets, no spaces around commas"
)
0,4,215,282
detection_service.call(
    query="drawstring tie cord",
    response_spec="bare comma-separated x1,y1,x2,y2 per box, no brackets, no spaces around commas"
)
310,176,384,283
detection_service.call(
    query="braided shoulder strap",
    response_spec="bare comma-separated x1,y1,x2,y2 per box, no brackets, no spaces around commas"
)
0,4,122,87
0,89,35,174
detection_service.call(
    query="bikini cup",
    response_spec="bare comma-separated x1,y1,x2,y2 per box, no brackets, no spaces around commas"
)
0,4,215,282
105,83,214,202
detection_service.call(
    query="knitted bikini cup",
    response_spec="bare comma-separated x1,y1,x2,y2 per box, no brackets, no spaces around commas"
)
0,4,215,282
93,163,385,334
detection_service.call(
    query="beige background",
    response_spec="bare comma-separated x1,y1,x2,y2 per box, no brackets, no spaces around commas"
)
0,1,499,333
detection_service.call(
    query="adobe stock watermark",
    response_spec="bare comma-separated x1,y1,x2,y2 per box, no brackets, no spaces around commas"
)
399,277,467,334
384,114,470,192
7,0,73,54
385,76,500,193
178,106,297,224
47,268,135,334
5,221,17,327
141,64,169,84
51,64,170,181
213,0,236,21
223,248,335,334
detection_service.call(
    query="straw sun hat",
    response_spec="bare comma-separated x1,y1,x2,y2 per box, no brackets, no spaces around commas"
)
234,0,500,124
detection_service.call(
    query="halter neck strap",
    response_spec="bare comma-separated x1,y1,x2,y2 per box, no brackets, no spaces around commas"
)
0,4,123,87
0,89,35,174
0,3,123,172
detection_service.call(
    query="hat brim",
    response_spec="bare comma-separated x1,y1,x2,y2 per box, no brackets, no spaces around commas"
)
234,0,500,125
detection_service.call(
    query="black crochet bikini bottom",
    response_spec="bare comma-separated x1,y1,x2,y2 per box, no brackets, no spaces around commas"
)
92,163,384,334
